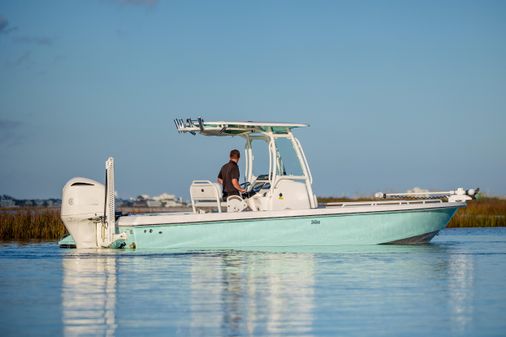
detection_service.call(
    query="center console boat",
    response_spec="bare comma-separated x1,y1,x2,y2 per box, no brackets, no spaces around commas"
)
59,118,476,249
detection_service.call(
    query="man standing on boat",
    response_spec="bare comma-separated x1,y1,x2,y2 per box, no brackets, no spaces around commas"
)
217,149,246,200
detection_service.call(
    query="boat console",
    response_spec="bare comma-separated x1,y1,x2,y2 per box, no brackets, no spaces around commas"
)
177,119,318,213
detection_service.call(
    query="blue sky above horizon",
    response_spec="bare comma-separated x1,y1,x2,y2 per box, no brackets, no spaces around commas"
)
1,0,505,199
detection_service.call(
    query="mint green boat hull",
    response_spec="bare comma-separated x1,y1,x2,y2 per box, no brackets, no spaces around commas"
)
58,234,76,248
118,207,458,249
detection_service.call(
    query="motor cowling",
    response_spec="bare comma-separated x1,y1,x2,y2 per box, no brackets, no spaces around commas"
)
61,177,105,248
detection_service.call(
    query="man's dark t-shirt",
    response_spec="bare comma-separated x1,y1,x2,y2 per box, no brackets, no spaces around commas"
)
218,160,240,199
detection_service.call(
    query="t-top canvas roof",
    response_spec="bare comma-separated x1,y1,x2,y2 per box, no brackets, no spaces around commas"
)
174,118,309,136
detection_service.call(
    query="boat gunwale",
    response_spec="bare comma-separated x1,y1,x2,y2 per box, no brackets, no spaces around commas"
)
118,201,465,228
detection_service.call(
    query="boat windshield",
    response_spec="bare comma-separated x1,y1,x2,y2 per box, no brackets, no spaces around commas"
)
251,139,270,178
274,138,304,176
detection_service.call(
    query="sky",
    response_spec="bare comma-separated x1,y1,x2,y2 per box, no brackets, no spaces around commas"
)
0,0,505,200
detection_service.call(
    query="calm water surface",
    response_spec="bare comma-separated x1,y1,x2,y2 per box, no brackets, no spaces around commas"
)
0,228,505,337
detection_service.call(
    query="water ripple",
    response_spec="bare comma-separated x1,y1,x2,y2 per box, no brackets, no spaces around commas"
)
0,228,505,336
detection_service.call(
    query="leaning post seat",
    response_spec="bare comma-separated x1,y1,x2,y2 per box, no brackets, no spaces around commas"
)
226,195,248,213
190,180,225,213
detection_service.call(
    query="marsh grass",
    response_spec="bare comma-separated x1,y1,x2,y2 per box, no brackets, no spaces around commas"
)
1,197,505,241
0,207,66,241
448,197,506,228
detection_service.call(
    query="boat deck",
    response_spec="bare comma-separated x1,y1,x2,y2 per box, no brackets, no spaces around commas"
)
118,200,464,228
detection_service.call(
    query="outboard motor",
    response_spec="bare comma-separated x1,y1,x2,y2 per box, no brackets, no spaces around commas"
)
61,177,105,248
60,157,125,249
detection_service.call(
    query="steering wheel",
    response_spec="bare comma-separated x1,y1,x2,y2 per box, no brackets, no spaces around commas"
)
251,183,265,193
240,182,251,191
241,182,272,199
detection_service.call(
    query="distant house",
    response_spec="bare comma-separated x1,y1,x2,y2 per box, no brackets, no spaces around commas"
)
133,195,148,208
152,193,186,207
0,199,16,207
0,196,15,207
146,200,162,208
34,200,45,206
50,199,62,207
130,193,186,208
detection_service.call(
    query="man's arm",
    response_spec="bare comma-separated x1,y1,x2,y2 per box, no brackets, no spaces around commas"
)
230,165,245,193
232,179,246,193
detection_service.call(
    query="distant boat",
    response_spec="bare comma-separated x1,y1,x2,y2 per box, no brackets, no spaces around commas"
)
59,119,477,249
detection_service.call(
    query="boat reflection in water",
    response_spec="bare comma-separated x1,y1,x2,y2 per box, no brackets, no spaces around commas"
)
62,253,117,337
448,253,474,334
189,252,315,336
59,244,481,336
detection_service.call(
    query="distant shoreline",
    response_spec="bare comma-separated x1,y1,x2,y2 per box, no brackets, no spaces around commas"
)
1,197,505,241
